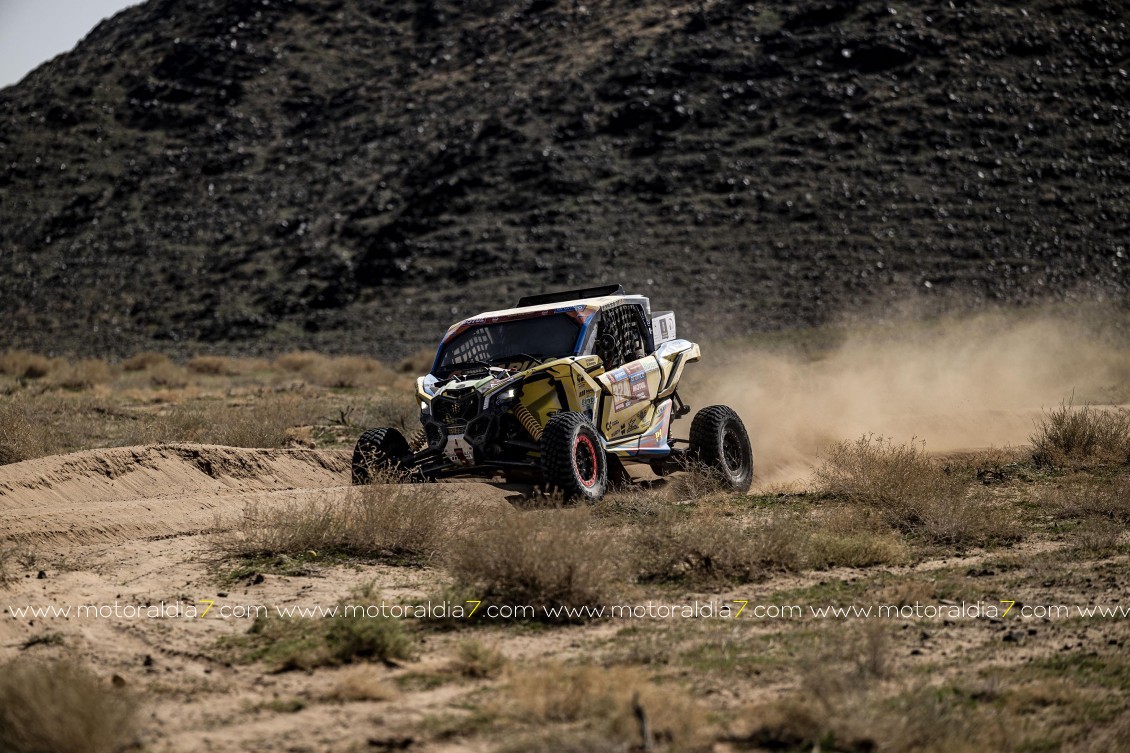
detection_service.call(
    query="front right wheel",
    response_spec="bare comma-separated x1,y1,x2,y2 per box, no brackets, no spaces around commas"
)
689,405,754,492
540,411,608,501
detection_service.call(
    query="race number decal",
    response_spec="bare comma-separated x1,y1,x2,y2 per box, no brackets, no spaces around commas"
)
607,362,651,412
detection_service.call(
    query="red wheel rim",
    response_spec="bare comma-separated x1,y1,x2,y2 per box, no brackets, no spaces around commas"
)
573,433,599,488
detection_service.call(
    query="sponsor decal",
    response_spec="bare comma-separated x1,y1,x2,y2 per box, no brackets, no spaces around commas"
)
607,362,652,412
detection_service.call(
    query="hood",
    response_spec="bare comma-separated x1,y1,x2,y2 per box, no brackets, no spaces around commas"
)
425,366,525,399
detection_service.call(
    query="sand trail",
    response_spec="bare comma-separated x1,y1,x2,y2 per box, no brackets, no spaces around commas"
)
0,444,514,546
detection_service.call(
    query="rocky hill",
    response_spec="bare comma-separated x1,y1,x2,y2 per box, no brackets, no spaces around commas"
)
1,0,1127,358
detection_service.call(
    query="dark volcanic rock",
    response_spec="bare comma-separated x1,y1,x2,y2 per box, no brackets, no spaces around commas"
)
0,0,1127,358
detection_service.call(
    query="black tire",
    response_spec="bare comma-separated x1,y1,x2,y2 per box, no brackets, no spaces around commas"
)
541,411,608,501
689,405,754,492
351,427,412,485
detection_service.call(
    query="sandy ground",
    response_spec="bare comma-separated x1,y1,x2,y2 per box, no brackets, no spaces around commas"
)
0,444,352,545
0,444,554,752
2,442,1128,752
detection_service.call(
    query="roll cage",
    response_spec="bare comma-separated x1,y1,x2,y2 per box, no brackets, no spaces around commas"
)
432,286,660,375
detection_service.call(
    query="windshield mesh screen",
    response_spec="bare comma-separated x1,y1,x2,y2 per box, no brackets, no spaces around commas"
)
440,314,581,373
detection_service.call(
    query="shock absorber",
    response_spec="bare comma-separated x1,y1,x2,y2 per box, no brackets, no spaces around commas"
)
409,427,428,451
512,403,543,442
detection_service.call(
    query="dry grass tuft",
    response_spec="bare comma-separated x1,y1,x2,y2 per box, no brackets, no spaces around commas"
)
662,461,735,502
936,446,1031,486
634,504,906,587
451,640,508,679
0,394,119,463
237,608,412,671
275,350,323,372
0,657,138,753
815,435,1019,547
1066,710,1130,753
447,508,625,622
0,351,56,380
322,666,399,702
746,690,995,753
744,626,1007,753
0,543,17,586
131,394,314,448
227,584,413,671
323,606,414,665
187,355,238,375
498,664,711,752
1042,476,1130,523
816,435,956,509
397,347,436,375
49,358,114,390
805,505,909,569
275,352,396,389
120,351,172,372
1070,519,1122,558
145,360,190,388
354,392,421,433
1031,401,1130,468
634,508,764,585
495,730,631,753
309,355,396,389
594,485,669,523
212,396,314,448
220,479,461,564
918,492,1021,547
0,398,55,465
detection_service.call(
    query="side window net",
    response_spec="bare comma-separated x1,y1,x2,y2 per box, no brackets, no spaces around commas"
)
594,305,647,370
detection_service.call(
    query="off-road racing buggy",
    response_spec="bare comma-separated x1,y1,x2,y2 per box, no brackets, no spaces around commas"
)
351,284,753,500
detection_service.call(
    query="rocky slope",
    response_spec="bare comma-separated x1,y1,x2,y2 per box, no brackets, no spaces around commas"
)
1,0,1127,358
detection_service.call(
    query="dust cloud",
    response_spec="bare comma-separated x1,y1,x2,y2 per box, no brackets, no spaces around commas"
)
686,311,1130,487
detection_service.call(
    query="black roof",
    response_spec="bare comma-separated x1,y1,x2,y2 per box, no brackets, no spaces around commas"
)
516,284,625,308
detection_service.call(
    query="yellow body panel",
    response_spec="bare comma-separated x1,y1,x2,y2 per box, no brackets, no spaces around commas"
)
517,358,604,427
597,356,663,440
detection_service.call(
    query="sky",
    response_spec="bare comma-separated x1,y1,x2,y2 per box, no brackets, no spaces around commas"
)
0,0,142,88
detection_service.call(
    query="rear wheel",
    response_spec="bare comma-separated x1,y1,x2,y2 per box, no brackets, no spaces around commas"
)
351,427,412,484
689,405,754,492
541,411,608,501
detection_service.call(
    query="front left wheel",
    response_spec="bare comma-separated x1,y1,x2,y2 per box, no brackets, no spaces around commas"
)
351,427,412,484
540,411,608,501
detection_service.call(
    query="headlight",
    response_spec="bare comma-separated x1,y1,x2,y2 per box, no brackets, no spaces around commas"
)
483,386,519,410
420,400,429,412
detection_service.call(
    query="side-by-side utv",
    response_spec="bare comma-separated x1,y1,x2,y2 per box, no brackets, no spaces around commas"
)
352,284,753,500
